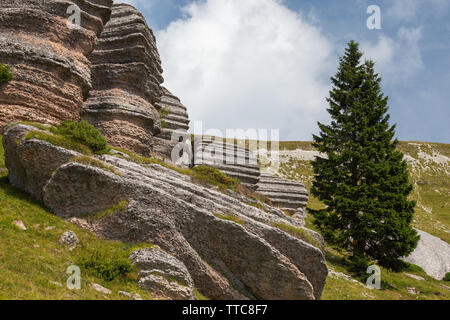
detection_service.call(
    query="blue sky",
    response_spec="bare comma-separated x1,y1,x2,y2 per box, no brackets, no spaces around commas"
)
120,0,449,143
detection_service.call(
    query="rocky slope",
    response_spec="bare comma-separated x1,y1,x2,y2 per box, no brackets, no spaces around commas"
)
83,3,164,156
0,0,113,132
3,124,328,300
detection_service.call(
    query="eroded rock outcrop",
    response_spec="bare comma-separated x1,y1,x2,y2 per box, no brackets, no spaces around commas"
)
194,138,261,190
83,3,164,156
0,0,113,132
131,248,195,300
153,87,191,166
256,173,309,221
4,124,328,300
403,229,450,280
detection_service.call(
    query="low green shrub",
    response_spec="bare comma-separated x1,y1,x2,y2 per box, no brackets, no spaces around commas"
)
51,120,110,155
77,249,134,282
444,273,450,282
0,63,12,84
348,254,371,275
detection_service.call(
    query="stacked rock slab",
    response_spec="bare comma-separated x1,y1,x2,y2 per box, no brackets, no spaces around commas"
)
0,0,113,132
83,3,163,156
256,173,309,219
153,87,191,166
194,138,261,190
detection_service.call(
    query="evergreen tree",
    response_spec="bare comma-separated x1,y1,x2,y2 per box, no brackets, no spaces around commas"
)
309,41,419,271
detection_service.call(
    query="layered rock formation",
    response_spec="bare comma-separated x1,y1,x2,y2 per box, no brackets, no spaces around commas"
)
153,87,191,166
0,0,113,132
131,248,195,300
4,124,328,300
83,3,164,156
256,173,309,220
193,138,261,190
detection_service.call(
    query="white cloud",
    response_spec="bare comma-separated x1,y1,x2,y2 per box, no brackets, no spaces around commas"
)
387,0,449,20
361,27,424,84
156,0,334,140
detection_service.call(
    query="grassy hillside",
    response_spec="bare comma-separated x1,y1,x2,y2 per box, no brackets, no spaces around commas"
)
267,141,450,244
0,136,154,300
0,135,448,300
259,140,450,300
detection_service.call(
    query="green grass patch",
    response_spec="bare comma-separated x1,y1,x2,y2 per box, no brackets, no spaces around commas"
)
194,288,210,300
84,200,129,222
191,166,241,190
158,107,170,129
272,222,321,248
214,213,245,226
13,121,51,131
70,156,122,176
25,130,93,155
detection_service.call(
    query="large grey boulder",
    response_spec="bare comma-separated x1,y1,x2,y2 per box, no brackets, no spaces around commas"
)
4,124,328,300
403,229,450,280
130,248,195,300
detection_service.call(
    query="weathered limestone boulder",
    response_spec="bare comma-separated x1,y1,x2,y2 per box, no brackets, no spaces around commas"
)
0,0,113,132
256,173,309,220
83,3,163,156
4,124,328,300
153,87,191,166
60,231,79,248
131,248,195,300
403,229,450,280
194,138,261,190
